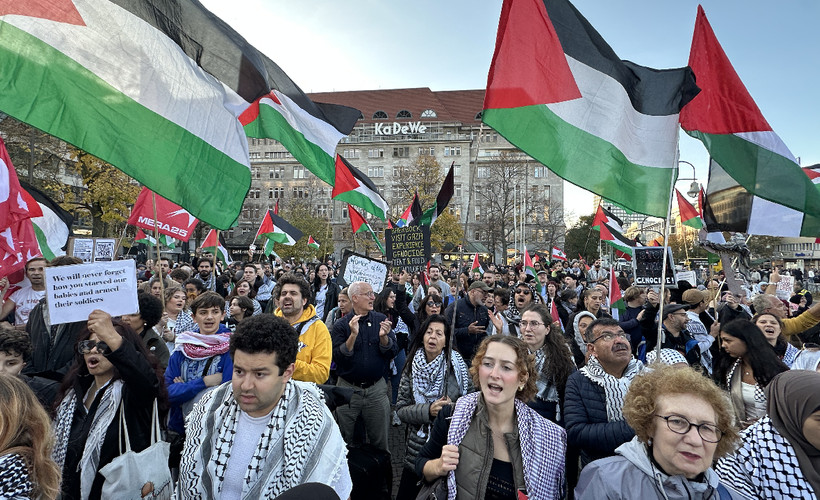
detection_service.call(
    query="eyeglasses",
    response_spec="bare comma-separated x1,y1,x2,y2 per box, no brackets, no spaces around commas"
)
655,414,723,443
356,291,376,297
588,331,629,343
520,320,544,329
515,289,531,295
78,340,110,355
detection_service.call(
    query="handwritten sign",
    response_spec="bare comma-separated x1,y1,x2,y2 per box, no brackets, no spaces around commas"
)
385,225,430,271
776,275,795,301
45,260,138,324
336,250,388,293
677,270,697,287
633,247,677,287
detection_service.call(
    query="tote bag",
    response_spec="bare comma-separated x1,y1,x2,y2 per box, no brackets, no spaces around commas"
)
99,399,172,500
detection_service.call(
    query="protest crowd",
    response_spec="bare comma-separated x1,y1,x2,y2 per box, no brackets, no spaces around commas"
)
0,249,818,500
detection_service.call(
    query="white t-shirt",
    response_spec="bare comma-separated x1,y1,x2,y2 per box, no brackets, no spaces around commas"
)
9,287,45,326
221,409,277,500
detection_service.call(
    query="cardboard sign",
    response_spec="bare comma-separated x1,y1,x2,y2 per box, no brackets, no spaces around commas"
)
633,247,677,287
45,260,138,324
336,250,388,293
385,225,431,271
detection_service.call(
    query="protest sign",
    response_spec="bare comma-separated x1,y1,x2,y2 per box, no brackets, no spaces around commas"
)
776,274,795,301
677,270,697,287
336,250,388,293
70,238,94,263
385,225,430,271
633,247,677,287
45,260,138,324
94,239,117,261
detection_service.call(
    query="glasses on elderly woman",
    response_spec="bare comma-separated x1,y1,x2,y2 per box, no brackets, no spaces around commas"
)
655,414,723,443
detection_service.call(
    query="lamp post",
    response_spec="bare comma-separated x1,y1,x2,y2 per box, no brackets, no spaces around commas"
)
678,160,700,198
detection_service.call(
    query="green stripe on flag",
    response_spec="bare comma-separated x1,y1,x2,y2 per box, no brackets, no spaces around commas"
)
32,223,56,260
0,23,250,230
483,105,677,218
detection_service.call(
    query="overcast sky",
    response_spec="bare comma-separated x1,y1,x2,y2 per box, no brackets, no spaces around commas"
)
199,0,820,223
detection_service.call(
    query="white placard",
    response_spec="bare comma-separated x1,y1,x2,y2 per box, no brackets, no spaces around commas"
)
677,270,697,287
776,275,795,301
337,251,388,294
45,260,138,325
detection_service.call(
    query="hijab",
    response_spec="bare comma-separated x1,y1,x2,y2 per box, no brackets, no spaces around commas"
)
766,370,820,495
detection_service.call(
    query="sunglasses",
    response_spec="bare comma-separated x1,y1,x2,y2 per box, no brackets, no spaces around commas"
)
77,340,111,355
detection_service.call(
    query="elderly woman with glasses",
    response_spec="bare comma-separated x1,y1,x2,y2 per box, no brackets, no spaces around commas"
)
576,364,744,499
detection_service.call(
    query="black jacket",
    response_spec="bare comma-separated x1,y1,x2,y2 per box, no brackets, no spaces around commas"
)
59,341,161,500
312,281,341,323
444,297,490,364
24,299,86,380
564,370,635,468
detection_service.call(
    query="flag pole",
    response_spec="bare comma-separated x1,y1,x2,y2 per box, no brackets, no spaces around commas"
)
151,192,165,298
655,164,679,361
212,230,220,291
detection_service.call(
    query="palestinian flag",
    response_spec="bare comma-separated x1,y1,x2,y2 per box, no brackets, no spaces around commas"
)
255,210,303,246
681,6,820,236
331,155,388,221
349,204,384,255
20,181,73,260
593,205,635,257
551,247,567,262
550,299,563,330
200,229,232,266
524,248,541,288
135,230,177,249
676,189,703,229
471,253,484,275
482,0,699,218
418,163,455,226
307,236,320,249
1,0,359,230
398,193,423,227
578,254,590,272
609,265,625,320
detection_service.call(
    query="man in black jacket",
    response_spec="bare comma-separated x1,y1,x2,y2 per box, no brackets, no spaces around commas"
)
444,281,491,364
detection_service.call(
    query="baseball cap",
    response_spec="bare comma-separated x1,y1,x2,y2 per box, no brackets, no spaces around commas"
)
681,289,709,305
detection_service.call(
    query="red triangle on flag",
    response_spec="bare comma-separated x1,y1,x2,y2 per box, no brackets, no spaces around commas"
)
348,204,367,233
255,210,275,239
332,155,361,198
3,0,86,26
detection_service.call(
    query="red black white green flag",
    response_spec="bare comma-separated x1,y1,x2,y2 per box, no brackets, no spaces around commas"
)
199,229,231,266
307,236,320,249
471,253,484,275
348,204,384,255
675,189,703,230
331,155,388,221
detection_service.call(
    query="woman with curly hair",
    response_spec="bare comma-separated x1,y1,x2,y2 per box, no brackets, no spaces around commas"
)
715,319,789,428
0,376,61,499
225,279,261,317
576,364,744,499
416,335,567,500
752,312,799,367
519,304,576,423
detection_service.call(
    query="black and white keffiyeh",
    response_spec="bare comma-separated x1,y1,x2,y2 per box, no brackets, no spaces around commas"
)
411,348,470,438
180,380,347,499
726,358,766,404
0,454,33,499
580,357,643,422
716,415,815,499
52,380,124,500
446,392,566,500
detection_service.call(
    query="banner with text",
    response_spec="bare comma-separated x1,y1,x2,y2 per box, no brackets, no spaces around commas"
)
336,250,389,293
633,247,677,287
385,225,430,271
45,260,138,324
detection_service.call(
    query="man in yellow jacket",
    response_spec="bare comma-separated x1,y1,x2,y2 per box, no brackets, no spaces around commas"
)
273,273,332,384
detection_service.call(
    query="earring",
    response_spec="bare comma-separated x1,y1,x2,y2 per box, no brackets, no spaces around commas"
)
518,385,524,391
647,438,653,447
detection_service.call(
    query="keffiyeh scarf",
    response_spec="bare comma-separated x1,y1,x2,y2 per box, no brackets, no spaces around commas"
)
53,380,124,500
445,392,565,500
411,348,471,438
180,380,347,499
580,357,643,422
175,330,231,359
504,281,543,327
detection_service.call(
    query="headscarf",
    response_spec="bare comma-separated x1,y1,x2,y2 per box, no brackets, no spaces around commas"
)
766,370,820,496
504,280,543,325
571,311,596,356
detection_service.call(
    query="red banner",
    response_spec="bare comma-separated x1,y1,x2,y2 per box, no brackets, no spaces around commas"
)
127,188,198,241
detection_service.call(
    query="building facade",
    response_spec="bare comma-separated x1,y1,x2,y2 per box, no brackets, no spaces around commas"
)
229,88,565,262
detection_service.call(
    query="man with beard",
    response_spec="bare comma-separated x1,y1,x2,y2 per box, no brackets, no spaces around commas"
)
272,273,331,384
503,281,542,337
0,257,48,329
564,318,644,469
180,315,351,499
411,263,451,311
444,281,491,363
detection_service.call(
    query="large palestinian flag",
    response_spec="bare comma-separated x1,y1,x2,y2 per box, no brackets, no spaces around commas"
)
331,155,388,221
482,0,699,218
255,210,303,246
0,0,359,230
680,6,820,237
20,181,73,260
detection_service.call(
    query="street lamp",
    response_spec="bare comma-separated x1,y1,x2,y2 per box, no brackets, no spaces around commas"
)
678,160,700,198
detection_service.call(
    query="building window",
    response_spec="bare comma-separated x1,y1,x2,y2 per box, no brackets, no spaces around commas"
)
342,206,349,219
373,111,388,120
316,205,329,218
293,166,307,179
474,231,480,240
292,186,308,198
455,185,462,198
249,152,261,159
342,148,361,159
477,167,489,179
367,166,384,178
475,206,481,222
271,187,284,199
444,146,461,156
393,147,410,158
453,164,461,176
534,165,548,178
421,109,437,118
418,146,435,156
269,167,284,179
367,148,384,158
396,110,412,118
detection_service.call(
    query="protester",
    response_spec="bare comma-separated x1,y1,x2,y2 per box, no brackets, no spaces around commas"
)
414,293,443,337
179,314,351,499
659,303,704,370
715,319,789,429
375,283,415,421
565,318,644,468
395,315,472,500
331,281,397,452
0,328,59,407
312,263,340,323
445,281,491,364
121,291,170,369
566,288,612,366
753,312,799,368
226,279,262,317
273,273,332,384
324,286,351,331
0,376,61,500
576,365,742,499
227,295,255,331
519,304,576,423
503,281,542,337
791,346,820,371
416,335,566,500
160,284,194,352
716,370,820,498
487,287,511,336
0,257,48,329
53,311,164,499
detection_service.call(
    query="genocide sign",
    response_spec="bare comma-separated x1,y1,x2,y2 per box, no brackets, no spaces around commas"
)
633,247,677,287
385,225,431,271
